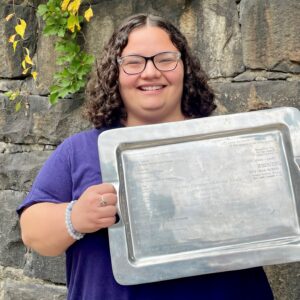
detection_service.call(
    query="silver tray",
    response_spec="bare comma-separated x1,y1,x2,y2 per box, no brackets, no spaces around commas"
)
98,107,300,285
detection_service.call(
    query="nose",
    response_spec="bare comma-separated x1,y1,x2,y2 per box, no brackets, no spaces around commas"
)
140,59,161,78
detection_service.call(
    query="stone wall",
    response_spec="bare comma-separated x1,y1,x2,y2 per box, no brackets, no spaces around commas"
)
0,0,299,299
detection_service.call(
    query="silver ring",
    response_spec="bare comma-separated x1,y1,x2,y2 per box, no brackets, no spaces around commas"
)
99,195,107,207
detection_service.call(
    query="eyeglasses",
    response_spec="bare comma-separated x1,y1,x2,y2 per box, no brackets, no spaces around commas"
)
117,51,181,75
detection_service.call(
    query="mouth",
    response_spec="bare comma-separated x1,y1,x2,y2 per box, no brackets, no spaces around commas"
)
138,85,165,91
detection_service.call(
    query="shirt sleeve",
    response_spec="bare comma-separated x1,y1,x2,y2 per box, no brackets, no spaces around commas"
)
17,138,73,215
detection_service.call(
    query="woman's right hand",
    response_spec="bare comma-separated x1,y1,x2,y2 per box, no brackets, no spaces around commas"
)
71,183,118,234
20,183,117,256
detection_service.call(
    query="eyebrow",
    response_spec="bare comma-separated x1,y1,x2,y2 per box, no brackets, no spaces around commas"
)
120,51,178,57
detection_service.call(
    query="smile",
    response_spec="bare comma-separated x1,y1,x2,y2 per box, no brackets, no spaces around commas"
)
138,85,165,91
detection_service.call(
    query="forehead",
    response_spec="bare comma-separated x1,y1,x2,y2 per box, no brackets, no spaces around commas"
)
121,26,178,56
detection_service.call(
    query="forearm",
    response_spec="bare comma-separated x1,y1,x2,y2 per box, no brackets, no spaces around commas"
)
20,202,75,256
19,184,117,256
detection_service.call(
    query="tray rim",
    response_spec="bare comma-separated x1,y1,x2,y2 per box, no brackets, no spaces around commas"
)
98,107,300,285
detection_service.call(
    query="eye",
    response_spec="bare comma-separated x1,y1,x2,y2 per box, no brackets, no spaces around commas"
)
155,53,178,65
123,56,144,66
158,58,174,63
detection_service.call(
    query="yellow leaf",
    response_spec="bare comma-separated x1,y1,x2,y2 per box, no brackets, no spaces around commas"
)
31,71,38,81
5,13,15,21
22,59,26,69
13,41,19,52
15,19,26,39
68,0,81,14
8,34,17,43
84,7,93,22
67,14,81,32
24,47,30,56
61,0,71,11
22,67,30,75
25,54,34,65
67,15,75,32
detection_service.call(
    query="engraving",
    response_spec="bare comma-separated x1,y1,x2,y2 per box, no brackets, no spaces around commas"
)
121,130,297,259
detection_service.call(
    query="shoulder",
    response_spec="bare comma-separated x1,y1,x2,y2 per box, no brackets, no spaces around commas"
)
65,128,102,144
59,128,107,150
58,127,115,163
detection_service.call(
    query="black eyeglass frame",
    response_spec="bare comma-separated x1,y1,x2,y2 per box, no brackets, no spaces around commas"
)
117,51,181,75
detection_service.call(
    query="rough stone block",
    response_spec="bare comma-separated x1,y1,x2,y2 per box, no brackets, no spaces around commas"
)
212,80,300,115
0,151,52,191
240,0,300,73
233,70,290,82
83,0,134,71
0,79,23,92
0,94,91,144
0,190,26,269
1,278,67,300
132,0,185,22
23,251,66,284
34,25,59,95
188,0,244,78
0,3,37,78
265,263,300,300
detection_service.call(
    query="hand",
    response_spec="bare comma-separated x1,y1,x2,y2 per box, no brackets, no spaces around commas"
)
71,183,117,234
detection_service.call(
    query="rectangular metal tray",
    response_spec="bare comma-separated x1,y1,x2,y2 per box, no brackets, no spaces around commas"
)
98,107,300,285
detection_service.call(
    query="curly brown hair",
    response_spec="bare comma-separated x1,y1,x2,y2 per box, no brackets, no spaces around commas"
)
84,13,216,128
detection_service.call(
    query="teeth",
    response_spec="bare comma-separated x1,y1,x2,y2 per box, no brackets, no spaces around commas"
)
140,85,163,91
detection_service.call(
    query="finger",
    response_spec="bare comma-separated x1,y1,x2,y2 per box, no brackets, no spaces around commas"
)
93,183,116,194
97,206,118,218
96,216,116,227
97,193,117,207
101,193,117,205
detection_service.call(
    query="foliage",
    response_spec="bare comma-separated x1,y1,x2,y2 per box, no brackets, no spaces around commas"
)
37,0,94,105
5,7,37,111
4,0,94,109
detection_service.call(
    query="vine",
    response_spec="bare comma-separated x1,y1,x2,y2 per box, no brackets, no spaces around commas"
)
5,1,37,112
4,0,94,109
38,0,94,104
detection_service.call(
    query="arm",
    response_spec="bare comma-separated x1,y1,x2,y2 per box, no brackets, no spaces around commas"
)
20,183,117,256
20,202,72,256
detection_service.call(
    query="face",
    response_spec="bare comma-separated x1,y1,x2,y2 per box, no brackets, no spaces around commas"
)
118,26,184,126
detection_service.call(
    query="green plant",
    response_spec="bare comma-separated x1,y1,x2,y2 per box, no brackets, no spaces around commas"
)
37,0,94,104
4,0,94,109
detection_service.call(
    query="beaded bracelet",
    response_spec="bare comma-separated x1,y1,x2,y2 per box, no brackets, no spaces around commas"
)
65,200,85,240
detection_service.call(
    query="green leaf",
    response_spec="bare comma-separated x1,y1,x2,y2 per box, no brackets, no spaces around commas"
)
53,68,71,79
84,55,95,65
43,25,61,36
49,92,59,105
4,91,13,98
58,28,66,37
37,4,48,16
49,85,60,94
58,88,70,99
59,79,72,88
15,101,21,112
44,17,57,26
68,64,80,74
56,56,71,65
5,90,20,101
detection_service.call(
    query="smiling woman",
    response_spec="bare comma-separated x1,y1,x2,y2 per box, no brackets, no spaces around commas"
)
18,13,274,300
118,26,185,126
84,13,215,128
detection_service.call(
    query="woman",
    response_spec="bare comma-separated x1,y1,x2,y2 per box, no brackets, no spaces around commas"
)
18,13,273,300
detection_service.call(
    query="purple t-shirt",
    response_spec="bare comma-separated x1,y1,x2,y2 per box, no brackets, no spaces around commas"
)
18,128,273,300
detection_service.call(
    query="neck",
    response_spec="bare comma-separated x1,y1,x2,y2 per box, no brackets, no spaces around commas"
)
123,113,187,127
